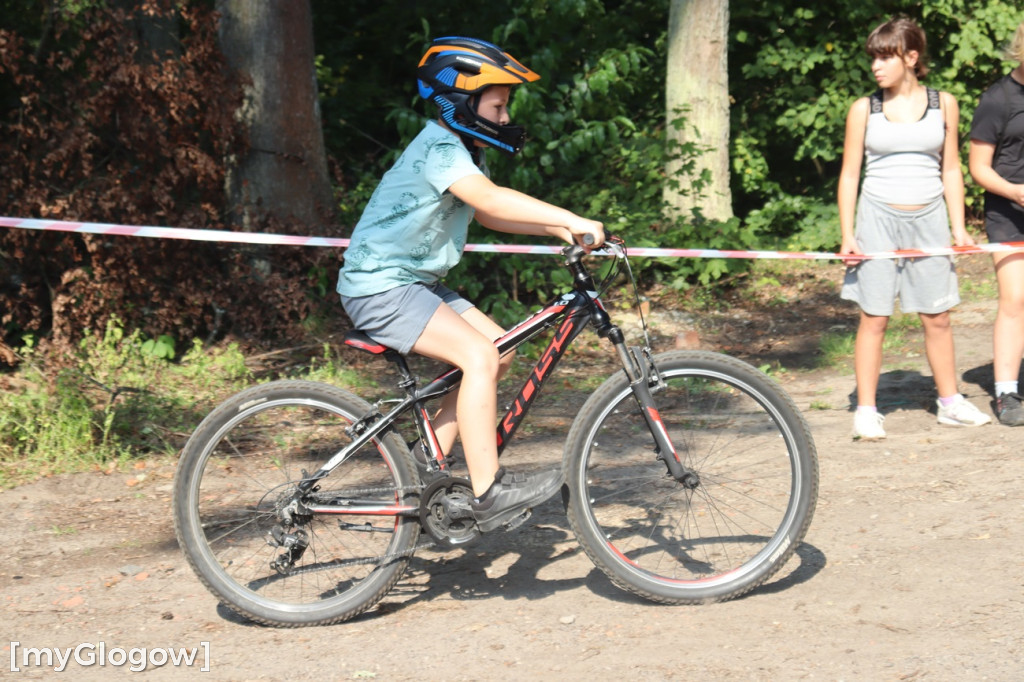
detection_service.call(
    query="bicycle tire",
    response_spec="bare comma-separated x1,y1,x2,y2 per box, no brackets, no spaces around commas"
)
173,380,420,627
563,350,818,604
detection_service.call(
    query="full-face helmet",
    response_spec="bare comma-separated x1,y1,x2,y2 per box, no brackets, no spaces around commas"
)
417,36,540,154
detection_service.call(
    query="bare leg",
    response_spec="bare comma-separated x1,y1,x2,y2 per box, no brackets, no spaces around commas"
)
920,311,958,398
854,311,888,407
993,252,1024,386
411,304,512,496
429,307,515,458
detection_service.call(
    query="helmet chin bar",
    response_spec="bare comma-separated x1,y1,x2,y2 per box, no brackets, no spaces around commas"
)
449,118,527,155
435,95,527,155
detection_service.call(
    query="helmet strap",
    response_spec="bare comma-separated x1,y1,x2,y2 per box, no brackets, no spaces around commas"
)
458,133,484,165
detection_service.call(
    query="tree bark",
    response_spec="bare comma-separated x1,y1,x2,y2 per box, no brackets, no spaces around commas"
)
216,0,335,229
664,0,733,222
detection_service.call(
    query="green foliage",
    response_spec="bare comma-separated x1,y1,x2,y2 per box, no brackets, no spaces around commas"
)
141,334,177,360
304,343,376,389
3,0,1023,370
746,196,842,253
959,270,999,302
732,0,1024,225
316,0,1024,323
0,365,97,485
816,311,922,369
314,0,757,322
179,339,252,391
817,331,856,368
0,318,252,486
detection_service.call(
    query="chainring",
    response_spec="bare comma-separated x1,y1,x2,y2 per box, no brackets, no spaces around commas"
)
418,476,481,547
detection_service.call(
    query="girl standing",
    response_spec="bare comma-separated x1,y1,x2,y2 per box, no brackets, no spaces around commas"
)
838,17,991,439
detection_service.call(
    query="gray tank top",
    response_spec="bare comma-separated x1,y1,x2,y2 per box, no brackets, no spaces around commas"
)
862,88,945,205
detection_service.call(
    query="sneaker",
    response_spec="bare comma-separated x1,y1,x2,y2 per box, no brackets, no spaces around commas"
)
936,395,992,427
853,410,886,440
470,467,562,533
995,392,1024,426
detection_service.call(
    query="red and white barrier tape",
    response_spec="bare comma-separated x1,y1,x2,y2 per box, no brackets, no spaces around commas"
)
3,216,1023,261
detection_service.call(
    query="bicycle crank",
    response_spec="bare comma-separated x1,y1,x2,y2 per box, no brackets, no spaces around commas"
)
419,476,481,548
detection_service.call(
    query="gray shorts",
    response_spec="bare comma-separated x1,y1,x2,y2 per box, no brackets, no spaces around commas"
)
840,195,960,316
340,282,474,355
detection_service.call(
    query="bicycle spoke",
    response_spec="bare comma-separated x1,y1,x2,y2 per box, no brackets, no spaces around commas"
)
565,351,817,604
174,382,420,626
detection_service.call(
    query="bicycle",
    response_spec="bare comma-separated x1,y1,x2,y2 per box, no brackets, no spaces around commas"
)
172,235,819,627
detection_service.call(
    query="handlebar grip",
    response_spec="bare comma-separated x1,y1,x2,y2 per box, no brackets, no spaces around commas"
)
582,233,595,246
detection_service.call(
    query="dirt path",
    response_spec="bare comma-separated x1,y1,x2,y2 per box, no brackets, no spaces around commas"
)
3,267,1023,680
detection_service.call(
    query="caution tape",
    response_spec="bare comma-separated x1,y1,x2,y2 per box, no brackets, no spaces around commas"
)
3,215,1024,261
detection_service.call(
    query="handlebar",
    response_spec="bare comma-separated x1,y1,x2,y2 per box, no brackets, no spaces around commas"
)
564,233,624,264
580,230,618,249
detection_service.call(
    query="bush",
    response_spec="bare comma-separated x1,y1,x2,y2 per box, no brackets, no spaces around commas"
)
0,318,252,487
0,1,332,362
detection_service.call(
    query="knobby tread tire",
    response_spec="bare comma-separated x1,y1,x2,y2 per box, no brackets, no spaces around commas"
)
173,380,420,627
563,350,818,605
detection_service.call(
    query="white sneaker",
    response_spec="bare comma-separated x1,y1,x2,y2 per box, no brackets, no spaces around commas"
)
936,395,992,427
853,410,886,440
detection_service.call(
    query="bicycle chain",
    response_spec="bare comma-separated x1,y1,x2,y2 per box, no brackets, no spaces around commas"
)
308,482,425,500
289,482,441,572
283,475,487,574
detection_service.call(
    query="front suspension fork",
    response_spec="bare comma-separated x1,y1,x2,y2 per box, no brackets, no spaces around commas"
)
615,342,699,489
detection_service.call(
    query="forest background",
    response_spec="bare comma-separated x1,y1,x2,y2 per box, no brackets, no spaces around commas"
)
0,1,1021,476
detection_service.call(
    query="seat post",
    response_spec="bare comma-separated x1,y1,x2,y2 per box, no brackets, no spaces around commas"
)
384,350,418,392
342,330,419,392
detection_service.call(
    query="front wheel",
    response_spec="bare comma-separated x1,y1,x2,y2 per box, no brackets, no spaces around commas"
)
173,380,420,626
563,350,818,604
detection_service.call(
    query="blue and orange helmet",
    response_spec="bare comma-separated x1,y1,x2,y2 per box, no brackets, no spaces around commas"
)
417,36,540,154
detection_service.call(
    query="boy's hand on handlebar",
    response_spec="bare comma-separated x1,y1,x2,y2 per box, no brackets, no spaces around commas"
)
567,218,604,250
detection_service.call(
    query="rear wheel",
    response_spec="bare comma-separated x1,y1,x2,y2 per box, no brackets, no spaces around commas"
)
173,380,420,626
564,351,818,604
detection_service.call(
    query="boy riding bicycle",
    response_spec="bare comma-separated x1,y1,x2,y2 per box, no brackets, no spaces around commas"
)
337,37,604,532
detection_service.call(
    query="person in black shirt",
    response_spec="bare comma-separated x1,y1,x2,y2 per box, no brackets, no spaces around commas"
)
969,21,1024,426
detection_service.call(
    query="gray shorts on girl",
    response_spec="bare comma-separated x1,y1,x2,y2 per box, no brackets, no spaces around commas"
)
340,282,474,355
840,196,960,316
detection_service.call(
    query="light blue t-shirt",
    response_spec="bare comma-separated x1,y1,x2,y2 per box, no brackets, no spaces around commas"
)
337,121,485,297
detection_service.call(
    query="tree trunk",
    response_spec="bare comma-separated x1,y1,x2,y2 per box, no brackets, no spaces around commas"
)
216,0,335,229
664,0,732,222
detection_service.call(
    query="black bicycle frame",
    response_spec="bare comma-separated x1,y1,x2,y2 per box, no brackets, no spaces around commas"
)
297,245,692,506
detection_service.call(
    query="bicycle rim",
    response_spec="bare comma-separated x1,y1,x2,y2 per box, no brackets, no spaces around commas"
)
173,381,420,626
565,351,817,604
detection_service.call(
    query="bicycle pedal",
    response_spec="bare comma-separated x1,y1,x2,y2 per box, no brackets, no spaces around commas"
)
501,509,532,531
440,494,474,522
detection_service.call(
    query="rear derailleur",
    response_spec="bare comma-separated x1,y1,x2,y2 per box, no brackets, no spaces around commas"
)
265,494,313,574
